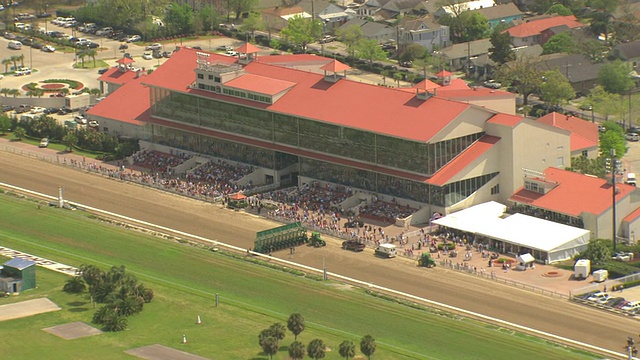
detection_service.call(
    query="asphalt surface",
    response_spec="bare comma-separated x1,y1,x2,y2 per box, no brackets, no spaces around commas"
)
0,150,637,357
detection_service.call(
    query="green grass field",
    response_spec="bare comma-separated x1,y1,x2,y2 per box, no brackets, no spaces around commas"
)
0,194,598,359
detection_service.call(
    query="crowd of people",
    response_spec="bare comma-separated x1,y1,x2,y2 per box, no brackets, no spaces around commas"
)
358,200,417,223
132,150,193,175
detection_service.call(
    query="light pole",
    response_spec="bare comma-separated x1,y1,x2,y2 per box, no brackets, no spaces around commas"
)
609,148,619,252
44,3,48,32
29,39,33,69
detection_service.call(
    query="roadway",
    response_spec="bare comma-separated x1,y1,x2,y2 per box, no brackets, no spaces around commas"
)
0,150,636,357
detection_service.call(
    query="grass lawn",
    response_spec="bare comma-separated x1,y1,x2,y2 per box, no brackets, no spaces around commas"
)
72,59,109,70
0,194,598,359
4,134,110,159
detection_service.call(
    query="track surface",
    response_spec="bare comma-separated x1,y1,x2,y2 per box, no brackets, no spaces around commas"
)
0,152,634,355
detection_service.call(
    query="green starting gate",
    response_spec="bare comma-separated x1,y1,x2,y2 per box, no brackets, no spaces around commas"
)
254,222,308,254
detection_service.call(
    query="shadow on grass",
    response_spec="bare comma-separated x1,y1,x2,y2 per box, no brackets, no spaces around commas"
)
68,307,90,313
68,301,87,307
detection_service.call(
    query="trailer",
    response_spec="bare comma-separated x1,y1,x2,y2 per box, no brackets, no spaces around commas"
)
374,243,396,258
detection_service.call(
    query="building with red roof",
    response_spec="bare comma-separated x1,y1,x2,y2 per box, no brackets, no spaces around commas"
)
505,15,585,47
536,112,599,158
89,44,615,232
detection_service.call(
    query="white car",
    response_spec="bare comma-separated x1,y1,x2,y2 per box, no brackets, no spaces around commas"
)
145,43,162,50
30,106,46,114
88,120,99,127
41,45,55,52
126,35,141,43
587,292,610,304
39,138,48,148
622,301,640,312
226,50,238,56
626,133,640,142
14,67,31,76
74,115,87,125
142,51,152,60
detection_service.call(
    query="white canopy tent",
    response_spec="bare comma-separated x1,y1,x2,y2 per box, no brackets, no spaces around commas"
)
432,202,591,263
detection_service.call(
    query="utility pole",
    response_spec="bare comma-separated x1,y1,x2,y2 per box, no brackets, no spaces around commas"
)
607,149,619,252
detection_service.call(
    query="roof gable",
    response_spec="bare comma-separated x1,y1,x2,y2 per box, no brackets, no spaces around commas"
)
469,3,523,20
506,15,583,38
3,258,36,270
536,112,598,151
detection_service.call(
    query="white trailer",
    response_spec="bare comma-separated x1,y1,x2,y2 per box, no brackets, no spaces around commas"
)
574,259,590,280
374,243,397,258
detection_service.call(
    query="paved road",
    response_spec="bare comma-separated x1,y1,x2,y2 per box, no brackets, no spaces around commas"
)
0,150,636,357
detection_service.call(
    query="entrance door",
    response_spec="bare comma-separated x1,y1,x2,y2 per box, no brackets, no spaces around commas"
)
12,283,17,292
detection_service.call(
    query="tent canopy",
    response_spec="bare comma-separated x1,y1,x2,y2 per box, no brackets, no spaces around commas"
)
516,253,535,264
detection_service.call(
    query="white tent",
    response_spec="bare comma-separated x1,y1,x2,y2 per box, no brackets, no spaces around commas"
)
432,202,591,263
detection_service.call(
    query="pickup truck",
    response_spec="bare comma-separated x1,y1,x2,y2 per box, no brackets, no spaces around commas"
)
342,240,365,252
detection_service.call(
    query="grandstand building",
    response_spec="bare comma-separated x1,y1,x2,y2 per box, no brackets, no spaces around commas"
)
89,45,578,226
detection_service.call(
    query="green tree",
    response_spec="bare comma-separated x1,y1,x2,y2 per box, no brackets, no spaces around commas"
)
393,72,403,87
102,310,128,332
582,239,611,265
17,54,24,67
588,85,618,120
269,322,286,343
360,335,376,360
338,340,356,359
240,12,263,40
598,60,633,94
78,51,87,68
0,88,9,97
165,3,195,36
599,121,626,157
85,49,98,67
2,58,12,73
196,5,219,32
281,15,322,53
547,3,572,15
399,43,427,62
258,329,278,359
62,132,78,152
356,38,387,65
567,156,606,178
307,339,326,359
539,69,575,108
495,56,544,105
0,115,10,135
90,88,102,96
63,276,87,293
579,39,608,62
9,55,18,72
13,126,25,140
488,30,514,65
458,12,489,42
8,89,20,98
60,88,70,96
542,32,577,54
336,25,363,57
228,0,258,20
287,313,305,340
589,0,619,43
288,340,306,360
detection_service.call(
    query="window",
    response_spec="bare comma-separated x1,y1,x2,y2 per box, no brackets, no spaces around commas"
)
581,150,588,157
214,76,221,82
491,184,500,195
208,75,213,80
557,156,564,167
197,73,204,79
557,146,563,151
198,83,205,89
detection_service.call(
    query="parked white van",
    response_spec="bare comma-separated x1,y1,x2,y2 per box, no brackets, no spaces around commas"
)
7,40,22,50
627,173,637,187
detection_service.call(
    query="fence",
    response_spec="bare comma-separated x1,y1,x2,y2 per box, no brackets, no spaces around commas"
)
571,272,640,299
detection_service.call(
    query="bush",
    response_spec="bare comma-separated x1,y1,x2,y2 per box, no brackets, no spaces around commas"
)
437,243,456,251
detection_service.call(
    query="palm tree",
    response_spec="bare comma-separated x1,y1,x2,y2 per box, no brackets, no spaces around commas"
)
9,56,18,72
92,305,115,325
1,88,10,97
60,88,70,96
338,340,356,360
102,311,128,332
78,51,87,68
287,313,305,340
288,341,305,360
85,48,97,67
89,88,101,96
13,126,25,140
62,132,78,152
2,58,12,74
8,89,20,97
360,335,376,360
307,339,326,360
26,89,38,98
269,322,286,344
63,276,87,293
17,54,24,67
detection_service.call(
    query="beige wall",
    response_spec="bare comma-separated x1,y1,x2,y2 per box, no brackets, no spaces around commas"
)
87,114,152,140
572,146,598,160
432,106,494,142
466,96,516,115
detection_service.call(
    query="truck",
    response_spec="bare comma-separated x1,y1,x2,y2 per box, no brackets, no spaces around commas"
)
374,243,396,258
342,240,365,252
626,173,637,187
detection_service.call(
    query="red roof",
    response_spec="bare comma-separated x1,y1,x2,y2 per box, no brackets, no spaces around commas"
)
320,60,351,72
435,70,453,77
116,57,135,65
429,135,500,186
623,206,640,223
444,78,469,90
436,87,515,100
506,15,583,38
86,78,149,126
536,112,598,152
257,54,332,66
413,79,440,91
224,74,296,95
509,167,636,216
140,48,471,142
97,67,139,85
235,42,261,54
487,113,525,127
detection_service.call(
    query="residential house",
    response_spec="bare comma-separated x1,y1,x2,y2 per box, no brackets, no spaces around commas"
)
441,38,491,71
531,53,604,96
536,112,599,159
297,0,355,30
468,3,524,29
466,44,543,79
614,40,640,71
262,6,311,31
398,16,450,51
505,15,584,47
359,0,428,20
434,0,495,18
339,18,396,43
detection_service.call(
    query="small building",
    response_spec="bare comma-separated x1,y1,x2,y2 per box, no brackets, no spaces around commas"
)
0,258,36,293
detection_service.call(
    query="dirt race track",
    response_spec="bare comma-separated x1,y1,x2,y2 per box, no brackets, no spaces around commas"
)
0,151,635,356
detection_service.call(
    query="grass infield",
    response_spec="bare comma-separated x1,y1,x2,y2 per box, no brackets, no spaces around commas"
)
0,194,597,359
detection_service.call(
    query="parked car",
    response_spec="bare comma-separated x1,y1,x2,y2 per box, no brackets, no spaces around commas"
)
142,51,152,60
30,42,43,49
15,104,30,113
57,107,72,115
626,133,640,142
2,105,15,112
146,42,162,51
399,60,412,68
74,115,87,124
604,297,626,308
483,80,502,89
598,124,606,133
622,301,640,312
88,120,99,127
126,34,141,43
318,35,335,44
95,27,113,36
162,51,172,58
44,107,60,114
612,251,634,261
587,292,610,304
14,67,31,76
39,138,48,148
97,67,109,74
41,44,55,52
627,126,640,134
30,106,46,114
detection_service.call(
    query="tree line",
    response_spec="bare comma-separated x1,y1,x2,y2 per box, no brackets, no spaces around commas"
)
258,313,377,359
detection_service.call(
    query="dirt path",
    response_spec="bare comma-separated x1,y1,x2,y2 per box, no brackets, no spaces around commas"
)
0,149,636,354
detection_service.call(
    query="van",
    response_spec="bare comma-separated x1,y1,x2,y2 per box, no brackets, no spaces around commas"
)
374,243,397,258
7,40,22,50
627,173,637,187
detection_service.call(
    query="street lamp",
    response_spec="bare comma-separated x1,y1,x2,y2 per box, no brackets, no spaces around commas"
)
29,39,33,69
44,3,48,33
321,19,329,57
